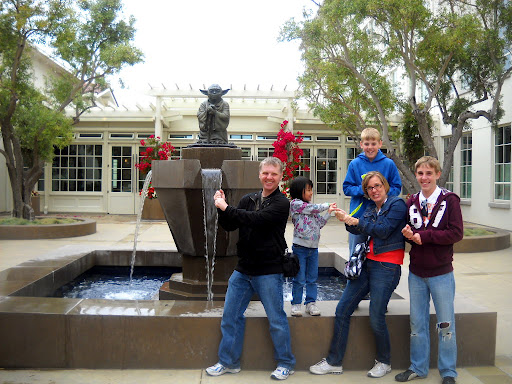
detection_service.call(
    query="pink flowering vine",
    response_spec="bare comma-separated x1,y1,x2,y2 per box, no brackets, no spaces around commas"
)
272,120,310,195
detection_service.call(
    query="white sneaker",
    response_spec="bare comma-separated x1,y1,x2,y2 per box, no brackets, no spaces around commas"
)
306,302,321,316
291,304,302,317
270,366,294,380
309,358,343,375
206,362,241,376
367,360,392,378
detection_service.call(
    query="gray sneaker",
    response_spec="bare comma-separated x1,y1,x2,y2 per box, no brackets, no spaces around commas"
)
368,360,391,378
291,304,302,317
306,302,321,316
395,369,422,382
206,362,240,376
309,358,343,374
271,366,294,380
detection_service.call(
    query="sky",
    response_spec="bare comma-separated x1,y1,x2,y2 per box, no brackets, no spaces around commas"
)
112,0,317,101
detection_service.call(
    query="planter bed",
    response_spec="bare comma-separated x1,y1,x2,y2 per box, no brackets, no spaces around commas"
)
0,217,96,240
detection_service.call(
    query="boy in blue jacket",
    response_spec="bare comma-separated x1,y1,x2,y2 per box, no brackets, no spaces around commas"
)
343,128,402,254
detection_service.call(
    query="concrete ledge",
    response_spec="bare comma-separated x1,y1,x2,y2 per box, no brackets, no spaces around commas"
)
0,217,96,240
0,249,497,370
0,297,496,370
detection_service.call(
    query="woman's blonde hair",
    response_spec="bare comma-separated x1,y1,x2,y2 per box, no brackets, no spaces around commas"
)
362,171,390,199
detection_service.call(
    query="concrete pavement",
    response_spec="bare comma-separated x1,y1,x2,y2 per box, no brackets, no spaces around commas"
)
0,214,511,383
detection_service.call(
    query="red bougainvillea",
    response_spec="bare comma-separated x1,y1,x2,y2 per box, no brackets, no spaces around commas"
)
272,120,310,196
136,135,174,199
135,135,175,175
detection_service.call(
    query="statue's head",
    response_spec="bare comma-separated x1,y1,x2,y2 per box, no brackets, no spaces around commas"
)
200,84,230,102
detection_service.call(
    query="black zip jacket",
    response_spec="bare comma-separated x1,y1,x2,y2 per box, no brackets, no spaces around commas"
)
218,188,289,276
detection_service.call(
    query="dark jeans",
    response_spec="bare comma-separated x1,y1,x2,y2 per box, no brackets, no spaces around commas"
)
327,258,401,366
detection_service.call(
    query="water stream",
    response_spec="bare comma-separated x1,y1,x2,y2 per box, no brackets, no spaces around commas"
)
130,170,153,282
201,169,222,301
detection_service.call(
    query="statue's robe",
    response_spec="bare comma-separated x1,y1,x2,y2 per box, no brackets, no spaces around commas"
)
197,98,230,144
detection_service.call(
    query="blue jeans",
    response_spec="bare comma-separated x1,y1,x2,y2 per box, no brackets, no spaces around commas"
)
327,259,401,366
408,271,457,378
348,232,367,256
218,270,295,370
291,244,318,305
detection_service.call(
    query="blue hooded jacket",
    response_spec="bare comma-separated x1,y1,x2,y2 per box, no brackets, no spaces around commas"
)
343,150,402,218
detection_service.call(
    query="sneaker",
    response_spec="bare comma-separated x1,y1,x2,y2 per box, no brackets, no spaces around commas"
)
205,362,241,376
309,358,343,375
395,369,421,382
368,360,392,378
291,304,302,317
271,366,294,380
306,302,321,316
442,377,456,384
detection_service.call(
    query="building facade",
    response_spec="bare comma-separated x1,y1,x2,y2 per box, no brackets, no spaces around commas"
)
1,56,511,231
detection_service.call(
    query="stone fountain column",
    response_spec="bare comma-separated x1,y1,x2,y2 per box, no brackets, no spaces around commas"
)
151,146,261,300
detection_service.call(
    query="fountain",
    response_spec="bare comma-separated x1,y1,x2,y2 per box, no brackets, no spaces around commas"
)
153,145,261,300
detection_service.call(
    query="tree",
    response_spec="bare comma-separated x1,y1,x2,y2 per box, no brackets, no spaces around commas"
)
280,0,511,193
0,0,143,219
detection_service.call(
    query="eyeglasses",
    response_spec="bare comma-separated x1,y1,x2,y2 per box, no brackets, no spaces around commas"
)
366,183,383,192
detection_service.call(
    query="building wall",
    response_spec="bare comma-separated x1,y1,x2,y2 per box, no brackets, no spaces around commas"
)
436,77,512,231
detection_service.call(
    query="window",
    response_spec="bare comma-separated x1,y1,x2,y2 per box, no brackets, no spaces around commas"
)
109,133,134,139
257,147,274,161
296,148,311,179
316,136,340,142
494,125,511,200
52,145,102,192
169,134,193,140
460,135,472,199
256,135,277,141
229,134,253,140
316,148,338,194
171,146,182,160
77,133,103,139
346,147,361,169
240,147,252,160
443,138,454,191
111,146,132,193
38,166,45,191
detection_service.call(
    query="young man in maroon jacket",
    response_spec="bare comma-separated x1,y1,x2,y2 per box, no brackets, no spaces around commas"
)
396,156,463,384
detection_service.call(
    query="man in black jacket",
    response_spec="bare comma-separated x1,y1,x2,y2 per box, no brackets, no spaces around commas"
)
206,157,296,381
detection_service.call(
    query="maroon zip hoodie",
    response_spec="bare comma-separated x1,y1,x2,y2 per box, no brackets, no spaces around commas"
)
406,188,463,278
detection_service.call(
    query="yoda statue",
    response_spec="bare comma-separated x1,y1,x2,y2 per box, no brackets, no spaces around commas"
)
196,84,230,144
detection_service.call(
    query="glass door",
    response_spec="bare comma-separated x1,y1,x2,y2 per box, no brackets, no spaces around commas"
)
108,145,136,214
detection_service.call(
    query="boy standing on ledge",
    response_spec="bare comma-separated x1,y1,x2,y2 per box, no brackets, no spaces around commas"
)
343,128,402,254
396,156,463,384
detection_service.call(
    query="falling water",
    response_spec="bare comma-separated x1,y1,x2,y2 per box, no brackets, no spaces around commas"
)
130,170,153,282
201,169,222,301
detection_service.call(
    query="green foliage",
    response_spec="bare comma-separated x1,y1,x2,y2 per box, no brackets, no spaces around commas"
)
464,227,494,237
0,0,143,219
0,217,78,225
397,102,431,170
280,0,512,192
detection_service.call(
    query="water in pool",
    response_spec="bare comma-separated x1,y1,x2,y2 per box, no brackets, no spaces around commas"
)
52,266,348,301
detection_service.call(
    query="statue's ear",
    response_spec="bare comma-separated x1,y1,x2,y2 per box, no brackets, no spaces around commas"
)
200,89,208,95
222,89,230,95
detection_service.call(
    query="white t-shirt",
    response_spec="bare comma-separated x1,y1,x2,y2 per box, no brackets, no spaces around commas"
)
419,186,441,226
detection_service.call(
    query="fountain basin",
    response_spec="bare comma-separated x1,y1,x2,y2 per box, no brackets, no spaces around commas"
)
0,248,497,370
